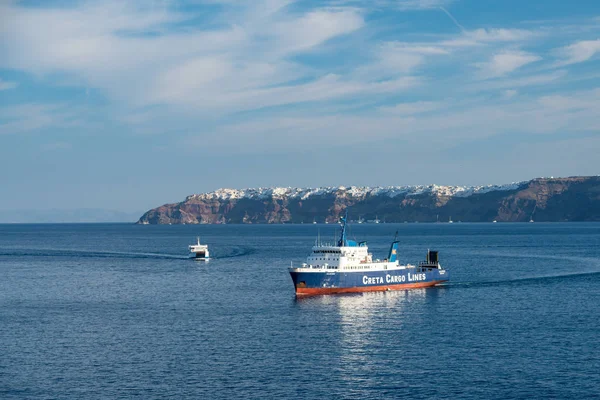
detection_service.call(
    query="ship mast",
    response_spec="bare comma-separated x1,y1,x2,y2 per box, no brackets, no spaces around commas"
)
337,210,348,247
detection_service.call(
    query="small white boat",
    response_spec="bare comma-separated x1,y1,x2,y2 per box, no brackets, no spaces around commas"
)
189,237,210,260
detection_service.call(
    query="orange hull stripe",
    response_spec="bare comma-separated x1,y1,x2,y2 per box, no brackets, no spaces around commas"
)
295,280,447,296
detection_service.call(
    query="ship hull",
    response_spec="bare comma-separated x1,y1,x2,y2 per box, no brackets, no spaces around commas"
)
289,268,448,296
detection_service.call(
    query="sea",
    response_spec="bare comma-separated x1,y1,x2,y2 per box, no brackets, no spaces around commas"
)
1,222,599,399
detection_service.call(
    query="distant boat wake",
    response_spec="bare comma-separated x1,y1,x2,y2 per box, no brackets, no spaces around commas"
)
0,247,255,260
0,248,189,260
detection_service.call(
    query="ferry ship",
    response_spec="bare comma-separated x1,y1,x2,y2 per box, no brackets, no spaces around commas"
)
288,215,449,295
189,237,210,260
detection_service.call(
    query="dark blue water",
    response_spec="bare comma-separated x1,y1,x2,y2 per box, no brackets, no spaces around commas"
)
1,223,599,399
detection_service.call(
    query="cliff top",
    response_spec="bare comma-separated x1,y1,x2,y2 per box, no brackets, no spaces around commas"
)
186,181,529,202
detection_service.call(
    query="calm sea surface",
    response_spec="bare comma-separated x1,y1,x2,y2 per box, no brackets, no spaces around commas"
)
1,223,599,399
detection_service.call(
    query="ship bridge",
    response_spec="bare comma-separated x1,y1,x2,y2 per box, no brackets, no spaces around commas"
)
300,212,400,270
308,243,374,268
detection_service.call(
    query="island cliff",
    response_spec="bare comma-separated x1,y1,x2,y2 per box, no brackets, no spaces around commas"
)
137,176,600,224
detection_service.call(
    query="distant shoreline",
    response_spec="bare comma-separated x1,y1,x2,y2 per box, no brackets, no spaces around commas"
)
137,176,600,224
3,221,598,225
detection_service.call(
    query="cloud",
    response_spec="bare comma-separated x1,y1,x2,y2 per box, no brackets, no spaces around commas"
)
379,101,444,115
476,50,541,78
0,0,555,121
442,28,538,47
0,1,374,114
0,0,597,154
465,70,568,92
557,39,600,65
395,0,454,10
189,86,600,153
327,0,453,10
0,103,80,135
272,9,364,53
0,78,18,90
152,71,421,113
353,42,449,81
536,90,600,111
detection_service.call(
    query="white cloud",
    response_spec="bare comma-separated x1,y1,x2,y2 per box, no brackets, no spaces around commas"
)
379,101,444,115
442,28,538,47
188,87,600,153
395,0,453,10
0,78,18,90
0,0,598,153
0,103,81,135
537,90,600,111
0,1,367,112
465,70,567,92
0,104,58,135
476,50,541,78
0,0,555,122
272,9,364,53
152,72,420,112
327,0,453,10
557,39,600,65
353,42,449,82
469,28,537,42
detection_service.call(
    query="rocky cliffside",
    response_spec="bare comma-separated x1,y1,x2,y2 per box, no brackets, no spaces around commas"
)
137,176,600,224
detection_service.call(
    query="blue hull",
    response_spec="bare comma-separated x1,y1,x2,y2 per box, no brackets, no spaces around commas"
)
289,267,449,295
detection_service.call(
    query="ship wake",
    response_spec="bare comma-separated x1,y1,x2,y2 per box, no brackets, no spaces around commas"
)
1,249,190,260
1,247,256,260
445,269,600,289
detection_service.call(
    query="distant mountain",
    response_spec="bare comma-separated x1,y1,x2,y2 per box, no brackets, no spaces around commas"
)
0,209,142,223
137,176,600,224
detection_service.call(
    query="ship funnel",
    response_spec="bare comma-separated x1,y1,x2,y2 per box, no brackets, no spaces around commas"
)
388,241,400,263
427,250,439,264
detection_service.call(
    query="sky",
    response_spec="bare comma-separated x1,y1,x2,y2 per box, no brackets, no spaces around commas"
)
1,0,600,213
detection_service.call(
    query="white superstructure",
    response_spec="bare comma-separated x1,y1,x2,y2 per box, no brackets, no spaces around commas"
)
189,237,210,259
290,215,416,274
294,242,406,273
